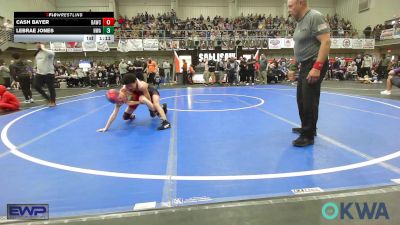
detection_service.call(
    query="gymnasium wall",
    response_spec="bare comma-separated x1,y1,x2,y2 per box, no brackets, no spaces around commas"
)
335,0,400,31
118,0,171,18
0,0,56,21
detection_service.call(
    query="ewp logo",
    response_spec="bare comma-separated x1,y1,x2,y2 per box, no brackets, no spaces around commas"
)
322,202,389,220
7,204,49,220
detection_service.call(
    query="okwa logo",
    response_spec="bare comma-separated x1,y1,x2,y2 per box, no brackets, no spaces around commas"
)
322,202,390,220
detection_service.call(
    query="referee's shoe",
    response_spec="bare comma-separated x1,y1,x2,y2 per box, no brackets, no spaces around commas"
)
293,135,314,147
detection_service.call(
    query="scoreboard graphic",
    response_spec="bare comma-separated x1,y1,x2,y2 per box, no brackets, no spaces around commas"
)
13,12,115,42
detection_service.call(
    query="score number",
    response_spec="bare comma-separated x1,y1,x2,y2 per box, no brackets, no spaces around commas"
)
102,18,115,26
96,35,114,43
102,18,114,35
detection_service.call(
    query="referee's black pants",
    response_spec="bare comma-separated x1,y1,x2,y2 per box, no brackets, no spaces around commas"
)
34,73,56,102
297,58,328,138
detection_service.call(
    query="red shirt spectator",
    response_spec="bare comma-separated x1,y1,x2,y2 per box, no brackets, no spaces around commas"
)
118,16,125,27
255,61,260,71
0,85,20,112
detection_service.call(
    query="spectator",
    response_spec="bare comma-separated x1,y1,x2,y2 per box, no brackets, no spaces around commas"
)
207,59,217,86
247,55,256,85
239,57,247,85
9,53,33,103
182,59,188,85
162,59,171,84
379,54,391,79
119,59,128,78
287,58,298,82
259,54,268,85
362,54,373,77
147,58,158,85
345,62,358,80
354,54,364,78
0,59,10,87
189,64,195,84
380,68,400,95
203,59,210,86
217,59,225,85
133,58,145,81
363,25,372,38
226,57,238,85
0,85,19,112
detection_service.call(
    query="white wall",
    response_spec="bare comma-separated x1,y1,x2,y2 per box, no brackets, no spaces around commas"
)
0,0,56,20
336,0,400,31
180,0,229,18
238,7,282,17
238,0,282,17
237,0,335,18
118,0,171,18
309,0,335,7
309,0,335,16
55,0,110,12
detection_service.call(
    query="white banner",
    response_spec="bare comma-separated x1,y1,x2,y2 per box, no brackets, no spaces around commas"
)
351,39,364,49
341,38,352,48
330,38,342,49
166,40,179,50
66,42,82,52
199,52,236,62
96,42,110,52
143,39,159,51
117,39,143,52
117,39,130,52
394,28,400,39
282,38,294,48
159,40,167,50
363,39,375,49
50,42,66,52
82,41,97,51
380,28,395,40
332,38,375,49
117,39,129,52
129,39,143,51
268,38,282,49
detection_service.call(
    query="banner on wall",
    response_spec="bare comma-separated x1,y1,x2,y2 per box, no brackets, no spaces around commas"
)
341,38,352,48
159,40,167,50
117,39,129,52
380,28,395,40
66,42,82,52
330,38,342,49
117,39,143,52
82,41,97,51
165,39,179,50
394,28,400,39
143,39,159,51
268,38,282,49
282,38,294,48
96,42,110,52
362,39,375,49
50,42,66,52
351,39,364,49
329,38,375,49
129,39,143,51
198,52,237,62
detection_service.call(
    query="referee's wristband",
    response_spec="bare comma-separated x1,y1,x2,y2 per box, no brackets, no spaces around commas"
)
313,61,324,71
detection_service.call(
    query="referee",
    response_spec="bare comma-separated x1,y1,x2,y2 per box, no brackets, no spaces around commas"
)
34,43,57,107
288,0,331,147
